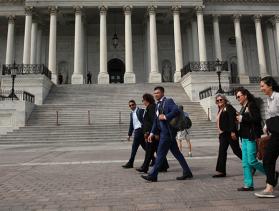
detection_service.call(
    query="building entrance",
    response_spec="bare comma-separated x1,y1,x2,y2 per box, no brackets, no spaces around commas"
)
108,59,125,83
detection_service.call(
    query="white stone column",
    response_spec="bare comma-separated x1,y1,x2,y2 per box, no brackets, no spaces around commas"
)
5,16,15,64
23,7,32,64
36,28,42,64
274,15,279,61
213,15,222,60
148,6,161,83
98,6,109,84
254,15,267,77
172,6,183,82
191,18,199,61
233,15,249,84
30,21,38,64
72,6,84,84
48,7,58,84
196,7,207,62
124,6,136,83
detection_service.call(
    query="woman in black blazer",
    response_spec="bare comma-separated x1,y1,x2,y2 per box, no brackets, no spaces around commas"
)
136,93,169,173
213,94,242,178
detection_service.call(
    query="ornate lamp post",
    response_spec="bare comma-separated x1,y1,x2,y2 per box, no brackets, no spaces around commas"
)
112,32,119,48
215,58,224,94
8,61,18,100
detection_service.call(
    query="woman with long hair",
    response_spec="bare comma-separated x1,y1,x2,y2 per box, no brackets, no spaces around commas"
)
255,76,279,198
235,87,266,191
213,94,242,178
136,93,169,173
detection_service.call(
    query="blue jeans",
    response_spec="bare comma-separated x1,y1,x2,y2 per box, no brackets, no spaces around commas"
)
242,138,265,187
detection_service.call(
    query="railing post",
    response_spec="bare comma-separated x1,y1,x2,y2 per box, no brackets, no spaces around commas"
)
88,110,91,125
56,111,59,126
208,108,210,121
119,111,122,125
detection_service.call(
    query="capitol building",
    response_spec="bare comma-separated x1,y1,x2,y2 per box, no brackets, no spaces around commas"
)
0,0,279,85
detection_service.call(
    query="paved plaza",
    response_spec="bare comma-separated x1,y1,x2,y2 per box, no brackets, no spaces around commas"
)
0,139,278,211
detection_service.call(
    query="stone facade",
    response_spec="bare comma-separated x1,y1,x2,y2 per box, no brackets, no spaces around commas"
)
0,0,278,84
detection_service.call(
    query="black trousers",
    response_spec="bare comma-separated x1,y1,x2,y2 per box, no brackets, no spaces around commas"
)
263,133,279,187
216,132,242,174
128,128,146,164
141,141,169,171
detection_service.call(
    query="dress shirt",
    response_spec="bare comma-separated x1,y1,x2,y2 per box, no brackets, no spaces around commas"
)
132,108,142,130
266,91,279,119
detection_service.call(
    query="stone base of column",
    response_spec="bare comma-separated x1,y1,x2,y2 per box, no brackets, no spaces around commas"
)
98,72,110,84
149,72,162,83
124,72,136,84
71,74,84,84
239,74,250,84
173,72,182,83
51,74,58,85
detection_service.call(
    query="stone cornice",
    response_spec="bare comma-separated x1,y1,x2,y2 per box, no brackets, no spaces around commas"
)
205,0,279,3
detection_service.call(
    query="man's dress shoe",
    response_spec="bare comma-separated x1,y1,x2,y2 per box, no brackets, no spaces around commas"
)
176,173,193,180
122,163,133,168
141,175,157,182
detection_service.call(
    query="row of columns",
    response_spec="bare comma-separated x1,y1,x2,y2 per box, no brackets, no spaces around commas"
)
4,6,279,84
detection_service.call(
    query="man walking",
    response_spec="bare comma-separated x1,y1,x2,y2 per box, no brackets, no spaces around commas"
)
141,86,193,182
122,100,146,168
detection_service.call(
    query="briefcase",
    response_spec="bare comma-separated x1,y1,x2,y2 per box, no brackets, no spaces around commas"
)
256,135,271,160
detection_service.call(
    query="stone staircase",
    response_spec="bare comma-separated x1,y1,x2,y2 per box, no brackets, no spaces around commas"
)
0,83,218,144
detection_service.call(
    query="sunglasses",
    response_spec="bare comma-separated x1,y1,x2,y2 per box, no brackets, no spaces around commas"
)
216,99,223,103
129,104,135,107
236,95,243,99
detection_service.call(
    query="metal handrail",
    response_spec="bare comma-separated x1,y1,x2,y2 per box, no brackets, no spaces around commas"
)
2,64,52,79
0,90,35,103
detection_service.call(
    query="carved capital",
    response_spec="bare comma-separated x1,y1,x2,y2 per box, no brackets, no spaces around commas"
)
233,14,241,22
172,6,181,14
99,5,108,15
253,14,262,23
48,6,58,15
195,6,204,15
148,5,157,15
74,6,82,15
25,6,33,16
7,15,15,24
212,14,220,22
123,5,132,15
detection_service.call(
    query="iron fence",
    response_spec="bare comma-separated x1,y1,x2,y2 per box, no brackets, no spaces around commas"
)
2,64,51,79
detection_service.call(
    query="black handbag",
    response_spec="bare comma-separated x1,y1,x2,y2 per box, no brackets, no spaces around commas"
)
266,116,279,134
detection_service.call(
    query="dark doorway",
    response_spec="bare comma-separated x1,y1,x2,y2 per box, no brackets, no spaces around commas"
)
108,58,125,83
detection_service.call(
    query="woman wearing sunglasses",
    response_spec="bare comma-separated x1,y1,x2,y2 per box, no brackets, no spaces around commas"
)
235,87,265,191
213,94,242,178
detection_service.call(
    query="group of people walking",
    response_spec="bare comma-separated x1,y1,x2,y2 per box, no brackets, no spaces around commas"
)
122,86,193,182
214,76,279,198
122,76,279,198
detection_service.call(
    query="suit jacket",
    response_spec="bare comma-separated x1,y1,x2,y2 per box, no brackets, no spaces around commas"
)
128,107,144,136
151,97,180,138
142,103,156,134
218,104,237,133
239,101,262,140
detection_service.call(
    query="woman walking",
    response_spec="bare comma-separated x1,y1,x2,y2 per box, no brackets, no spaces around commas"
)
213,94,242,178
255,76,279,198
235,87,265,191
136,93,169,173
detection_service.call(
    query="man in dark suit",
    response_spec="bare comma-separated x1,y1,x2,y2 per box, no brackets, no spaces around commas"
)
122,100,146,168
141,86,193,182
